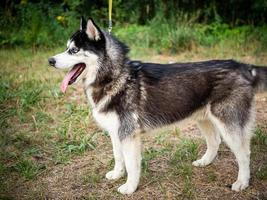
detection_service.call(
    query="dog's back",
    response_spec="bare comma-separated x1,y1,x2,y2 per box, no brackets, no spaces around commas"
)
124,59,264,130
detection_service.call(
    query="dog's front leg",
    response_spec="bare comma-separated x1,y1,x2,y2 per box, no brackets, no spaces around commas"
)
117,133,141,195
106,131,125,180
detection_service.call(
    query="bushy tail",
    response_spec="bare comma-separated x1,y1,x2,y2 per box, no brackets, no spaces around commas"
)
252,66,267,92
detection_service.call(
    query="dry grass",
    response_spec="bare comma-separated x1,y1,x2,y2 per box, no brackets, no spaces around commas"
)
0,47,267,200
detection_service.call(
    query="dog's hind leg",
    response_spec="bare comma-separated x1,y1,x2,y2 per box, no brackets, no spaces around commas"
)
105,131,125,180
117,133,141,195
209,112,254,191
227,133,251,191
193,119,221,167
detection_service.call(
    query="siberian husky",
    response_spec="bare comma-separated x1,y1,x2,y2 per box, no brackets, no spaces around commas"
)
48,17,267,194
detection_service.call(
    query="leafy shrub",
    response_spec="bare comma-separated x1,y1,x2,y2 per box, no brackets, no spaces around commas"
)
0,1,79,47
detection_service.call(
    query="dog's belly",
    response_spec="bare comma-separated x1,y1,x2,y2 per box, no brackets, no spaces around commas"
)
92,109,120,134
142,105,209,133
92,105,209,136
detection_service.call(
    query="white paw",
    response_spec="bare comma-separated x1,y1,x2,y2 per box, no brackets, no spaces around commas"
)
118,183,137,195
192,158,211,167
105,170,124,180
231,180,249,191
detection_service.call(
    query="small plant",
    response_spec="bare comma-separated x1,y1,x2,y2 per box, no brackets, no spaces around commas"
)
14,158,45,180
155,131,169,144
206,170,217,182
170,139,198,165
253,127,267,146
0,161,6,174
167,26,197,53
142,147,164,174
18,81,43,110
83,168,102,185
183,176,196,199
252,127,267,181
256,166,267,180
170,139,198,199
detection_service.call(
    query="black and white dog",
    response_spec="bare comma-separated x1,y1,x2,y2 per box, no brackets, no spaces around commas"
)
48,17,267,194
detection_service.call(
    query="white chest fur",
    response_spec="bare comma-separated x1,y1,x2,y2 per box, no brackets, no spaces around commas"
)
84,82,120,135
92,109,120,134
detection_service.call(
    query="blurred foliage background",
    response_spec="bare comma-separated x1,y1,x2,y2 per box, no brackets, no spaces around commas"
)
0,0,267,53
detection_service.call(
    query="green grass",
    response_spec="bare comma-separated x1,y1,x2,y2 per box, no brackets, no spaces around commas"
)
169,139,198,199
142,146,169,175
252,127,267,181
170,138,199,178
14,158,45,180
206,170,217,182
82,168,102,185
256,166,267,180
253,127,267,146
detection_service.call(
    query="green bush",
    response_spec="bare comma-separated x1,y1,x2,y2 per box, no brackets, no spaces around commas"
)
0,2,79,47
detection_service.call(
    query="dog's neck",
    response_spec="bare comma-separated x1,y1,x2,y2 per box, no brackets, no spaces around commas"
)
82,34,130,110
82,63,129,110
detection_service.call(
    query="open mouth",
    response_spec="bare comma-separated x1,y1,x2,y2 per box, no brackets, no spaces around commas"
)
60,63,86,93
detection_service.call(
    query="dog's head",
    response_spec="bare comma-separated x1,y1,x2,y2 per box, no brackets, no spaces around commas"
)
48,17,105,93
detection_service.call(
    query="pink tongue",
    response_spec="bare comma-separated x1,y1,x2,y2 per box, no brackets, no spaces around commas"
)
60,65,80,93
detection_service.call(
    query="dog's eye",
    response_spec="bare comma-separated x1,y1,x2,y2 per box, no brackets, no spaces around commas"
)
70,47,79,54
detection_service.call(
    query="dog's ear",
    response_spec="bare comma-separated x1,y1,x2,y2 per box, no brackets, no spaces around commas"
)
80,16,86,31
85,18,101,41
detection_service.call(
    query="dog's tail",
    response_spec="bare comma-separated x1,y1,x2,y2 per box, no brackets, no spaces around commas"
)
252,66,267,92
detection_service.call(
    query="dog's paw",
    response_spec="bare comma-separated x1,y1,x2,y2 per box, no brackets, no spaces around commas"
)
231,180,249,191
192,158,211,167
117,183,136,195
105,170,124,180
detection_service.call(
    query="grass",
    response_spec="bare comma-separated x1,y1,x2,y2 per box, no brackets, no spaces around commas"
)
170,139,199,199
14,158,45,180
142,146,170,175
252,127,267,181
256,166,267,180
253,127,267,146
0,29,267,199
206,170,217,182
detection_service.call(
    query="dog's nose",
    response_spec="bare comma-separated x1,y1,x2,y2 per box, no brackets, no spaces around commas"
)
48,57,56,67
